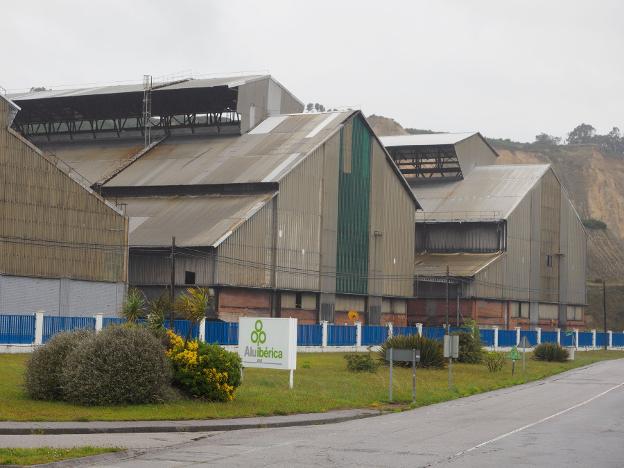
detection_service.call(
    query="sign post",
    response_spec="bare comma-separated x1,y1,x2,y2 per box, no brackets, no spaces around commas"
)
238,317,297,389
507,345,520,376
385,348,420,403
444,335,459,389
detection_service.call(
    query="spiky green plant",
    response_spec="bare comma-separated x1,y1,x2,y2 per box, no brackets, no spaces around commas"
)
121,288,145,323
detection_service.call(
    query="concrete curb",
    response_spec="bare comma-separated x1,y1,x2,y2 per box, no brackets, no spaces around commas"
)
0,409,382,436
27,449,138,468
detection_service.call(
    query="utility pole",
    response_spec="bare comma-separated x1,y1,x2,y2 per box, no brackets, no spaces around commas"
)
456,286,460,327
170,236,176,329
603,279,607,350
446,265,450,334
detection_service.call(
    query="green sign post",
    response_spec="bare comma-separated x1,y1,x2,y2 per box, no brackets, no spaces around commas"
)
507,346,520,376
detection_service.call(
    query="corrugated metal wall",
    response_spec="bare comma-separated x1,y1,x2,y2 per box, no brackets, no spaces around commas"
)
415,222,501,253
0,274,124,316
539,170,560,303
369,138,414,297
129,249,215,286
561,195,586,305
275,145,323,291
216,199,274,287
0,98,127,283
454,134,498,176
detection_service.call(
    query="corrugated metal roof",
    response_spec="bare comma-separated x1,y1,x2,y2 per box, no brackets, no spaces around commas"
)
415,252,503,277
414,164,550,222
8,75,267,101
105,111,355,187
381,132,477,147
121,193,275,247
40,138,145,184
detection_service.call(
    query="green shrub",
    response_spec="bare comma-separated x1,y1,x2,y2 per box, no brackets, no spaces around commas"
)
62,325,172,406
344,353,379,373
533,342,569,362
484,352,506,372
455,330,484,364
167,331,241,401
378,334,445,369
24,330,92,401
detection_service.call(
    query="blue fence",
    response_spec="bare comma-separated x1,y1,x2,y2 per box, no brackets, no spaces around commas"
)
205,321,238,345
42,316,95,343
578,332,593,347
394,326,419,337
298,324,323,346
520,330,538,346
3,313,624,349
498,329,516,347
423,326,445,341
361,325,388,345
327,325,356,346
0,315,35,344
541,331,557,343
479,329,495,347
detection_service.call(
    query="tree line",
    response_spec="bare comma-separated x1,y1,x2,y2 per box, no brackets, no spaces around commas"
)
535,124,624,153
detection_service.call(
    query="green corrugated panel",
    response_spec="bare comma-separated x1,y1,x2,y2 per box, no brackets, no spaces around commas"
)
336,116,371,294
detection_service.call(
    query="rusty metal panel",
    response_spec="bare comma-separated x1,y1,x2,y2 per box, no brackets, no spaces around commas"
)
369,139,414,297
0,98,127,283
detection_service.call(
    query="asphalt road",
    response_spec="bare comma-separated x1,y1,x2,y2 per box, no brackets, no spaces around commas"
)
5,359,624,467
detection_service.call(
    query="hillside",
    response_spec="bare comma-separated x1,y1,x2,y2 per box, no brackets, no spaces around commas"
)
368,115,624,329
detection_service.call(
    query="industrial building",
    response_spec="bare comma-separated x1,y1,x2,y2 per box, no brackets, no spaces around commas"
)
381,133,587,329
0,94,127,316
9,76,418,324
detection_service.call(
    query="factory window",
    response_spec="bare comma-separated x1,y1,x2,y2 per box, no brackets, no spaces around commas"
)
295,292,302,309
185,271,196,285
546,255,553,267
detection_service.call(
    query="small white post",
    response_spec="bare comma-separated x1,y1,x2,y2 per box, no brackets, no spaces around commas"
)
493,326,499,350
34,311,44,346
289,369,294,389
321,321,328,347
387,322,393,338
199,317,206,343
515,327,521,346
574,329,579,349
355,321,362,348
556,328,561,345
608,330,613,349
94,313,103,334
591,329,596,348
416,323,423,337
536,327,542,345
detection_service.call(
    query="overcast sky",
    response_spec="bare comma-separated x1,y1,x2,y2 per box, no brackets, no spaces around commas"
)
2,0,622,141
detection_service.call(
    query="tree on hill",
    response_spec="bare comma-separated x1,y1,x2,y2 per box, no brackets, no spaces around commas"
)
535,133,561,146
567,123,596,144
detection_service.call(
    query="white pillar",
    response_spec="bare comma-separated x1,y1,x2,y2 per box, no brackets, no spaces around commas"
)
493,326,499,351
515,327,521,346
387,322,393,338
321,321,328,347
574,329,579,349
591,329,596,348
608,330,613,349
556,328,561,345
355,322,362,347
94,313,103,333
536,327,542,345
416,323,423,337
199,318,206,343
34,311,44,345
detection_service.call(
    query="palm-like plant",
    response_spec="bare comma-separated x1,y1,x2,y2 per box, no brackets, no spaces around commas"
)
121,288,145,323
146,293,172,332
175,287,213,342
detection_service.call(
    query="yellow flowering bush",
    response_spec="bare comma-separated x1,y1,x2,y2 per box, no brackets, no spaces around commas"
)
166,330,241,401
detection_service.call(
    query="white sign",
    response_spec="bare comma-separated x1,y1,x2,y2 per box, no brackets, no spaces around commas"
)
443,335,459,359
238,317,297,370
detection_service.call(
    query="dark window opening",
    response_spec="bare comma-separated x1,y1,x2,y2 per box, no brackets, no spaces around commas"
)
295,292,302,309
546,255,552,267
185,271,196,285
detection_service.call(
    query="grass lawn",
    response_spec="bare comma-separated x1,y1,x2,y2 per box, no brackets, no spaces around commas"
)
0,350,622,421
0,447,120,465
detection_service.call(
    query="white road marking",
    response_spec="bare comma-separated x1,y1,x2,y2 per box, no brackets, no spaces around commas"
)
452,381,624,460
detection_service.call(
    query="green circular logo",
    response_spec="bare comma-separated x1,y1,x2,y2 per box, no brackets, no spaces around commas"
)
251,319,266,344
